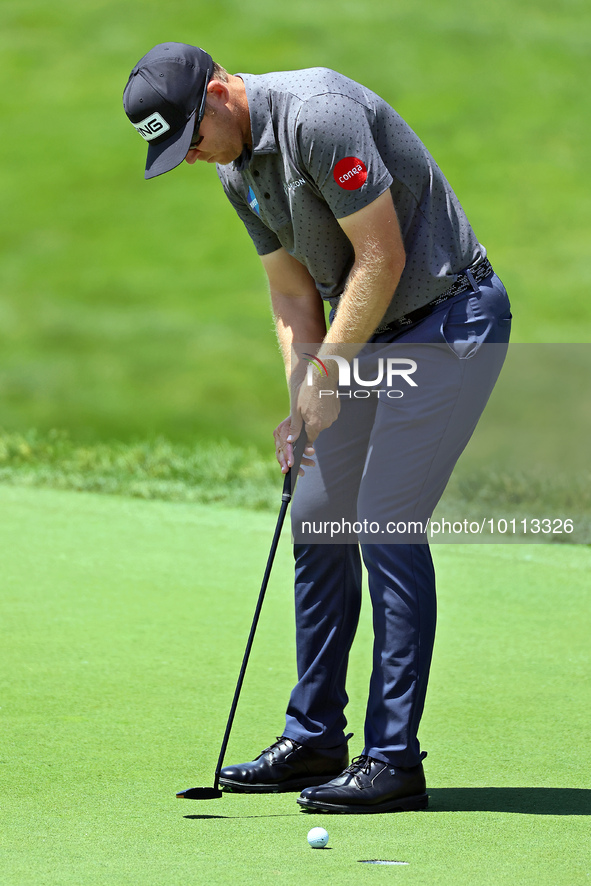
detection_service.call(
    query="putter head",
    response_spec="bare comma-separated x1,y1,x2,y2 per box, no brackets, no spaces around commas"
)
176,786,223,800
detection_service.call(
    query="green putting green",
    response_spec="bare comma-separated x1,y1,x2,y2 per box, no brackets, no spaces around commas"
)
1,485,589,885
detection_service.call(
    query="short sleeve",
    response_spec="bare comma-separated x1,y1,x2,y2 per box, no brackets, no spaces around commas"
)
217,173,282,256
295,94,393,219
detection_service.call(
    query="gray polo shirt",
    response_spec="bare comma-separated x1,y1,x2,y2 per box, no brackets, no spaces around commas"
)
216,68,485,324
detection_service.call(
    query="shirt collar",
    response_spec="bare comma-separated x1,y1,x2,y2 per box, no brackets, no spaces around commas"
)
234,74,277,171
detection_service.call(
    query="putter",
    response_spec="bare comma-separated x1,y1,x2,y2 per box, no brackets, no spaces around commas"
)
177,430,308,800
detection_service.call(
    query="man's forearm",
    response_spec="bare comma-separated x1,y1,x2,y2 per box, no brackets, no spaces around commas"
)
273,246,403,403
314,189,406,366
318,244,404,364
271,288,327,385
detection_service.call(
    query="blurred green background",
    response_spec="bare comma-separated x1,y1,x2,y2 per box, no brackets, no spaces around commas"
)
1,0,590,450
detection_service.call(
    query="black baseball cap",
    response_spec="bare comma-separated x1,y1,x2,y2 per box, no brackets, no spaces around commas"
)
123,42,214,180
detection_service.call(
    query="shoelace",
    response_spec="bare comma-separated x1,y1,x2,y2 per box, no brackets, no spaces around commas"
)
262,736,302,757
342,754,374,777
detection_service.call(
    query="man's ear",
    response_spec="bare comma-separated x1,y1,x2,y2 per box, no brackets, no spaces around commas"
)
206,79,230,107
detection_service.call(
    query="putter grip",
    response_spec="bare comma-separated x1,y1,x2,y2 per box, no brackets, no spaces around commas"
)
282,430,308,500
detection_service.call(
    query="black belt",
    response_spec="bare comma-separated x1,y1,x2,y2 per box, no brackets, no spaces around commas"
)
374,257,495,333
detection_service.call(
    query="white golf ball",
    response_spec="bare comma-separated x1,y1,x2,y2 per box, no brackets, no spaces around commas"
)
307,826,329,848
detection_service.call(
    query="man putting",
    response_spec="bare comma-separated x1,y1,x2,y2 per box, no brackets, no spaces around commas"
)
123,43,511,814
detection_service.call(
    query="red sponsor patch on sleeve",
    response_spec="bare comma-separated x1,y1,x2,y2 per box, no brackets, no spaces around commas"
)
333,156,368,190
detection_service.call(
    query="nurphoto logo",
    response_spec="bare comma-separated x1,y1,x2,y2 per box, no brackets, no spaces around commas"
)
304,354,418,399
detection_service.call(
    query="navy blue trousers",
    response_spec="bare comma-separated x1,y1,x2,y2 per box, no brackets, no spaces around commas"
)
284,272,512,767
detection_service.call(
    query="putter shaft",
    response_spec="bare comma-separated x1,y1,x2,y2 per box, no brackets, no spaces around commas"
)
177,431,308,799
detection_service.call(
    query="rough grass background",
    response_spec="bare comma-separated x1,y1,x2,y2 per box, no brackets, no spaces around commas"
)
1,0,590,448
1,428,590,541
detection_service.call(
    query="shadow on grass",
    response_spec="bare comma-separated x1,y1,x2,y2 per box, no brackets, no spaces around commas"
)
181,788,591,819
427,787,591,815
184,813,300,820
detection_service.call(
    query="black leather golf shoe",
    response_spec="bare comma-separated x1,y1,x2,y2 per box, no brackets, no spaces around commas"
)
297,755,428,813
219,736,350,793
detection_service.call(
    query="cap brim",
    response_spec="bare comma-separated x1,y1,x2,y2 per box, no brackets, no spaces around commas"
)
144,110,196,180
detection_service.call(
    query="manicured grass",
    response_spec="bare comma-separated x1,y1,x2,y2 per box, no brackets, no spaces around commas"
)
1,485,589,885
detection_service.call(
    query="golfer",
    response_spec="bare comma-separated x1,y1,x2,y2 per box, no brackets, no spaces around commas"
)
123,43,512,814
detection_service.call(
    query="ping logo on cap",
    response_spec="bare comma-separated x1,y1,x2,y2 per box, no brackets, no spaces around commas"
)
133,112,171,141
